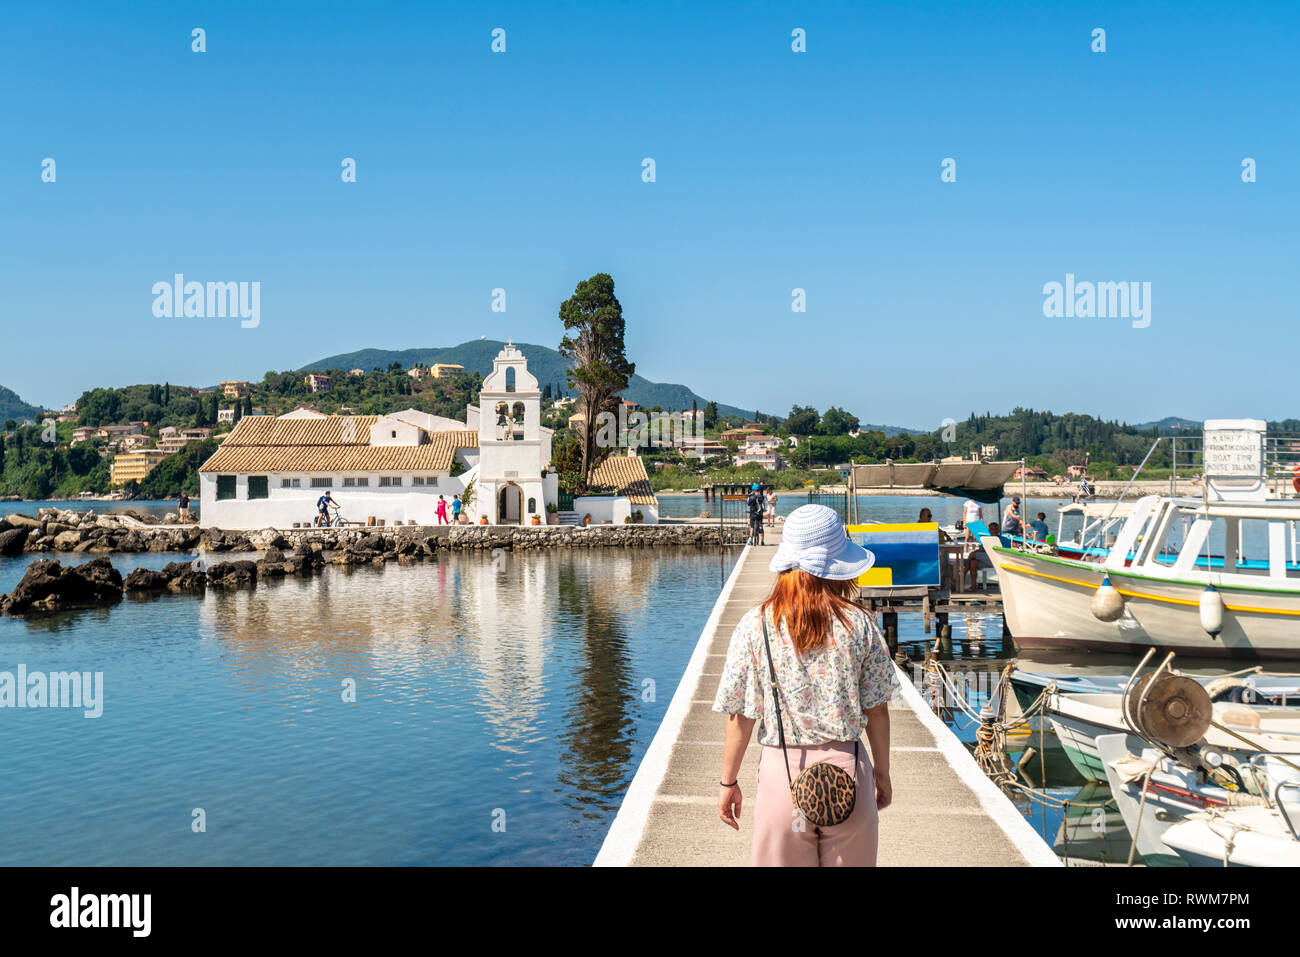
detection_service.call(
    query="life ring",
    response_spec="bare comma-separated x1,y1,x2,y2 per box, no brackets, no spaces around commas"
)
1292,463,1300,495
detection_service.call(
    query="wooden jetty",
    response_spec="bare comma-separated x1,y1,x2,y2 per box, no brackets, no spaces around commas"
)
857,584,1006,645
594,528,1059,867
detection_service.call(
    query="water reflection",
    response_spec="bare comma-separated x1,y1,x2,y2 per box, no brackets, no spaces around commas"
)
0,546,739,865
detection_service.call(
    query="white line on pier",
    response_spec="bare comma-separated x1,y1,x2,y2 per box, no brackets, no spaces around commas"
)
593,545,750,867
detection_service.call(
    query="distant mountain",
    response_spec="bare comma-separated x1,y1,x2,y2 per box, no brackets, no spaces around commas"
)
299,340,760,420
0,385,45,424
1131,416,1202,433
861,422,924,437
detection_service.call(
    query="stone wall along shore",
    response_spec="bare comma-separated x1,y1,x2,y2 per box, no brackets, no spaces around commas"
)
0,516,747,615
1,509,747,557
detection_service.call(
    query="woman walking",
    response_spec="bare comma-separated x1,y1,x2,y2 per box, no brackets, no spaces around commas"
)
714,505,896,866
435,495,449,525
766,488,779,526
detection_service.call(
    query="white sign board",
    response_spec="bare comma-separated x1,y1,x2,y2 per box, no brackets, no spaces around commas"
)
1203,428,1263,478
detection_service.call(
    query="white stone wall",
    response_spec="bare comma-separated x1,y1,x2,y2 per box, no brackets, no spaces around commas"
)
199,470,468,529
573,496,659,525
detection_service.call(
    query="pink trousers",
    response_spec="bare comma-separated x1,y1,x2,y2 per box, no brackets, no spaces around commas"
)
752,740,878,867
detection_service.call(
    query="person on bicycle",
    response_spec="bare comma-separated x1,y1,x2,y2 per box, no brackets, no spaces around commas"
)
316,490,338,526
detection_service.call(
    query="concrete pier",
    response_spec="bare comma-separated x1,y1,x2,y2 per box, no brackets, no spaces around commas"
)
595,530,1059,867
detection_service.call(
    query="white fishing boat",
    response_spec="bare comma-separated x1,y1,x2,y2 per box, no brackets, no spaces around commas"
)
1160,800,1300,866
1046,501,1138,561
1011,667,1300,711
1096,733,1248,866
1046,691,1300,783
984,420,1300,659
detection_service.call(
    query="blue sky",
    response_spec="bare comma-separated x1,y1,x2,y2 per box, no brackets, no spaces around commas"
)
3,1,1296,428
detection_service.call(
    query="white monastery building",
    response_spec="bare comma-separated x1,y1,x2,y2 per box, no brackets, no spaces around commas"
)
198,342,658,528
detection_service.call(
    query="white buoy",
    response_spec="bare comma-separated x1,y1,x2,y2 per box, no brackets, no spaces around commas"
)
1090,574,1125,622
1199,585,1225,638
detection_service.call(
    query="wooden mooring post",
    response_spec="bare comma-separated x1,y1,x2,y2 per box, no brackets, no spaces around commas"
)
858,584,1001,656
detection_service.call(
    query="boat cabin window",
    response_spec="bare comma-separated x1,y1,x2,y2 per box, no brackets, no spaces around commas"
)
1145,507,1203,567
1236,519,1300,577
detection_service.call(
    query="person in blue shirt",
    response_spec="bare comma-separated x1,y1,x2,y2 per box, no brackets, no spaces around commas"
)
1028,512,1049,542
316,490,338,526
451,494,463,523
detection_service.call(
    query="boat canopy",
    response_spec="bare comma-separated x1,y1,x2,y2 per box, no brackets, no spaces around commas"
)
1057,501,1138,520
849,461,1022,504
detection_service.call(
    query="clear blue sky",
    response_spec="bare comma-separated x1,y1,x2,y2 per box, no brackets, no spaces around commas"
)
3,1,1296,428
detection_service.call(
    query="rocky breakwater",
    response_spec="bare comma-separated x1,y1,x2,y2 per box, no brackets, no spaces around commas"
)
0,557,125,615
0,523,745,615
0,546,321,615
201,522,748,554
2,509,199,555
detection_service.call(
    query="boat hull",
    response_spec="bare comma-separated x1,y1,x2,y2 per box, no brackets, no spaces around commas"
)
1161,807,1300,866
1096,734,1217,867
984,541,1300,659
1047,715,1144,783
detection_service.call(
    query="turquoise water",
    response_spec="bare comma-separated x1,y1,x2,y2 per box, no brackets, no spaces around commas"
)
0,546,738,865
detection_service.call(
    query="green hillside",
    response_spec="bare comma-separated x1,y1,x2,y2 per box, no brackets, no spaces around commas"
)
0,385,45,424
299,340,759,420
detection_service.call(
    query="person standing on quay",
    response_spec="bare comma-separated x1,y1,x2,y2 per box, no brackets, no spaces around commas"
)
766,488,779,526
747,484,766,546
714,505,896,866
961,497,982,541
177,491,191,523
451,494,463,524
436,495,449,525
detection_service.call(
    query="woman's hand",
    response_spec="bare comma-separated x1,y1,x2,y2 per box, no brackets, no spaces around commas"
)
718,784,743,829
875,770,892,811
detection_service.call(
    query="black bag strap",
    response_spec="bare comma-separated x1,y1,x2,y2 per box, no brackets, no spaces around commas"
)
759,610,793,786
761,610,859,789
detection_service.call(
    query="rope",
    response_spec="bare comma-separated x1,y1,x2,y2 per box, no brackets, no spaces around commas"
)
1127,767,1154,866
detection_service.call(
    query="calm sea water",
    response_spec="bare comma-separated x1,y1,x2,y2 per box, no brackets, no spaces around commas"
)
2,499,197,520
0,546,737,865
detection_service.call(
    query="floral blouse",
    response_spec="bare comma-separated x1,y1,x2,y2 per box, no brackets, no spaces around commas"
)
712,603,898,747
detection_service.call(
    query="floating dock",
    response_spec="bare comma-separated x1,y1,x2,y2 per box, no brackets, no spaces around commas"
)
595,529,1058,867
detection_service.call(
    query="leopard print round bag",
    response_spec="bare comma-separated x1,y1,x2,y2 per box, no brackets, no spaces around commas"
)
761,616,858,828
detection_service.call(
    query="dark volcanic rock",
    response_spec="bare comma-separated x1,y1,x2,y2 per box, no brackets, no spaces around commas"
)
0,526,29,556
123,568,170,592
0,558,124,615
162,560,206,591
207,560,258,589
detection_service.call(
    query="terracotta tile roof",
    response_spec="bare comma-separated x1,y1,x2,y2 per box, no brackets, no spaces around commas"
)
213,415,380,447
199,416,478,473
588,455,658,506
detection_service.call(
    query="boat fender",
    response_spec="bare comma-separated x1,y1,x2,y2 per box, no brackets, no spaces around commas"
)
1090,575,1125,622
1199,585,1225,638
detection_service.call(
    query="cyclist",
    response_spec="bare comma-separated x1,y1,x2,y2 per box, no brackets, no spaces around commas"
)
316,490,339,527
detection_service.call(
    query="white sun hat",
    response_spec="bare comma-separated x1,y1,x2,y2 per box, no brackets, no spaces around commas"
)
769,504,874,580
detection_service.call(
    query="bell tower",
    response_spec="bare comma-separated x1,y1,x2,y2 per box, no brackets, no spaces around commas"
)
473,340,552,524
478,340,541,445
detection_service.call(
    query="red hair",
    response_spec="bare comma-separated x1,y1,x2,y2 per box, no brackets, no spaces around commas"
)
762,570,857,654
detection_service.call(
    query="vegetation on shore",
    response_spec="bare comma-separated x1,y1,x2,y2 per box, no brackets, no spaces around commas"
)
7,307,1300,501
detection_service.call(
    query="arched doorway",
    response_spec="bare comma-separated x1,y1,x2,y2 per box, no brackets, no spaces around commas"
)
498,483,522,524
